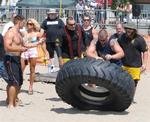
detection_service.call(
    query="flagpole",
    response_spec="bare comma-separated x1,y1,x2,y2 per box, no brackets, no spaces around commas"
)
59,0,62,17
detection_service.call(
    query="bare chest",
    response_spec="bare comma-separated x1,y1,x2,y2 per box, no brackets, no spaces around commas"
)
13,31,23,45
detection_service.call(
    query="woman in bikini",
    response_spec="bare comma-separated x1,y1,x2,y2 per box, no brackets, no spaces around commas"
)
21,18,48,94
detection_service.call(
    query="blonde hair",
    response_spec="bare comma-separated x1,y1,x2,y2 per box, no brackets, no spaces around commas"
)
27,18,41,31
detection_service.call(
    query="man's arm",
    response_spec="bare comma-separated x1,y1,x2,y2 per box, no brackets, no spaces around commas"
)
105,39,124,60
141,51,148,72
86,40,102,60
92,28,98,40
139,36,148,71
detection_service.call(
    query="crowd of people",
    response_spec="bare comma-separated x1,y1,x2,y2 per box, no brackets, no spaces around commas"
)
75,0,133,27
0,6,149,109
116,2,132,23
75,0,107,28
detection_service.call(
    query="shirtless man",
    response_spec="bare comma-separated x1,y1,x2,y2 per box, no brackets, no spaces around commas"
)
4,15,34,108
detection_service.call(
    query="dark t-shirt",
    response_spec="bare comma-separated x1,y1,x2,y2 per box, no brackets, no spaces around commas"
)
118,33,148,67
83,27,93,47
61,25,85,58
0,34,5,61
41,17,65,43
96,40,122,66
108,32,123,41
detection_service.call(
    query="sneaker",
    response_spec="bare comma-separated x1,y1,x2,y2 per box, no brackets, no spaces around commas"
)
51,67,60,73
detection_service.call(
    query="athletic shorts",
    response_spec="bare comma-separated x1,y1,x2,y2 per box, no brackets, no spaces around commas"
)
122,66,140,81
0,61,9,80
21,47,38,59
46,42,56,58
4,55,23,86
62,57,79,64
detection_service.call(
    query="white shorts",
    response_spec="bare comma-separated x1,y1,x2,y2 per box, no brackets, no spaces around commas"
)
21,47,38,59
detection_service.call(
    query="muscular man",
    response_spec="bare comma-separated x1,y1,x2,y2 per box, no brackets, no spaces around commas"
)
86,29,124,66
4,15,32,108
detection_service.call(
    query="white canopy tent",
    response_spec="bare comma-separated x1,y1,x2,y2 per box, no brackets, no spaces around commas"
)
1,0,19,6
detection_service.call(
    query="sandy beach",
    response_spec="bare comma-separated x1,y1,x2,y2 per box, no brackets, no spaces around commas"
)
0,63,150,122
0,22,150,122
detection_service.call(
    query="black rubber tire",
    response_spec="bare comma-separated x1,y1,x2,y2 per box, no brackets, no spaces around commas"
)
55,57,135,111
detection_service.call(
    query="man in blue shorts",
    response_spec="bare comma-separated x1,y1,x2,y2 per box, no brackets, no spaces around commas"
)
4,15,28,108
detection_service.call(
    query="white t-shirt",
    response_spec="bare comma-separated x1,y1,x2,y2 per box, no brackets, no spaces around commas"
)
2,21,26,36
2,21,14,36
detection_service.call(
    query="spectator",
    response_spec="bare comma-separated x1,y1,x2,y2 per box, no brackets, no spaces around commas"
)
125,2,132,23
21,18,47,95
88,0,98,8
58,16,85,67
82,14,98,48
76,0,84,24
2,12,16,36
98,5,106,29
118,23,148,87
116,3,125,23
96,0,103,8
84,3,95,25
41,8,65,71
109,23,125,41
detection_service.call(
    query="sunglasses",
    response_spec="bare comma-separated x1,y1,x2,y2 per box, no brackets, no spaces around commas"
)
27,23,33,26
83,19,90,21
68,23,75,26
99,39,106,42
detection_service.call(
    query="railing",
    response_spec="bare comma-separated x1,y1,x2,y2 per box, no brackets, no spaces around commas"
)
1,7,150,28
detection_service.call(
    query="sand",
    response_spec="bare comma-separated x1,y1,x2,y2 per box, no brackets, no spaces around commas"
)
0,64,150,122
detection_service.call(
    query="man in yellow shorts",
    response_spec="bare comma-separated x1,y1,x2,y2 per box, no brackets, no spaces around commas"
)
118,23,148,87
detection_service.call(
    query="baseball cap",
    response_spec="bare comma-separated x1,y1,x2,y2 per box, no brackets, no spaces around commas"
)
47,8,58,14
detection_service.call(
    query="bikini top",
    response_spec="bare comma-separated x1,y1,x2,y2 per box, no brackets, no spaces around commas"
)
31,37,38,43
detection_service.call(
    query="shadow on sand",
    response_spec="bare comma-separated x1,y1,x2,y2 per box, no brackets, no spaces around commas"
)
45,97,62,102
50,107,129,115
20,89,44,94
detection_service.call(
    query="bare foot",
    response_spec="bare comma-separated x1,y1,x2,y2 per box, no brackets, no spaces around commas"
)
28,85,33,95
8,104,15,109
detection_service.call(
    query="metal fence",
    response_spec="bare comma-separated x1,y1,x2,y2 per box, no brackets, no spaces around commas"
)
1,7,150,28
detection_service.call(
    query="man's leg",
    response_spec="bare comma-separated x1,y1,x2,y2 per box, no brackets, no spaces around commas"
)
15,86,22,105
134,80,139,87
6,85,9,104
8,85,17,108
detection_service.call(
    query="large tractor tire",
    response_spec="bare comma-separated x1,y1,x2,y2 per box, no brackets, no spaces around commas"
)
55,57,135,111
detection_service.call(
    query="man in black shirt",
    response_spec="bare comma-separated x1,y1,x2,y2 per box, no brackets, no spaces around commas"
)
58,16,85,66
118,23,148,86
109,23,124,41
41,8,65,69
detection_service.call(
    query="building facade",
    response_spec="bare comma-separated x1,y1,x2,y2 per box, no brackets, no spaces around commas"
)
135,0,150,12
